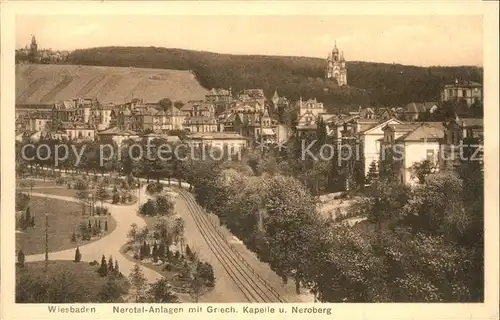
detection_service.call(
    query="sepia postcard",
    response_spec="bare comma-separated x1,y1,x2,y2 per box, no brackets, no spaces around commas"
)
1,1,499,320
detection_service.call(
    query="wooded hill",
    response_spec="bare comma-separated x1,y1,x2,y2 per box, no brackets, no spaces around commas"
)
66,46,483,110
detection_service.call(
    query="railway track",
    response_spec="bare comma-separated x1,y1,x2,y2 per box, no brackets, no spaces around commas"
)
176,187,286,303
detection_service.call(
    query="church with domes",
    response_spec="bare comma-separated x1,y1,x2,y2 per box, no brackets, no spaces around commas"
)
325,41,347,86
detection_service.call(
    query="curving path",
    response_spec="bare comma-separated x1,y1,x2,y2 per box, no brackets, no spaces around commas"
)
24,187,164,284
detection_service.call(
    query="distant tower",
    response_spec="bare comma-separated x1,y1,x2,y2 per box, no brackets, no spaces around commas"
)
29,34,38,63
325,41,347,86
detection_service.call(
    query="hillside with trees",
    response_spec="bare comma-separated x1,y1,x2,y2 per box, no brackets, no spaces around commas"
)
66,46,483,109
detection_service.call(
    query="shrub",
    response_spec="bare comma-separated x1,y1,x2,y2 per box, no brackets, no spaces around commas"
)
70,232,77,243
120,195,127,204
17,250,25,268
89,260,99,266
112,192,120,204
185,244,193,260
95,206,109,216
55,177,66,185
197,262,215,287
163,263,172,272
73,179,88,191
146,182,163,195
74,247,82,262
139,199,157,216
15,192,30,211
127,193,133,202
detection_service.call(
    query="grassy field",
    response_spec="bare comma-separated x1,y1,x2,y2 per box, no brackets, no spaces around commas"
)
16,260,129,303
16,64,208,105
15,196,117,255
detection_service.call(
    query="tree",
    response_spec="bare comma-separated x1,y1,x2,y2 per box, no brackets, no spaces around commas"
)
127,223,139,243
74,247,82,262
365,160,379,185
172,216,185,251
140,199,157,216
173,101,184,109
17,250,25,268
197,262,216,287
159,98,173,111
410,159,436,184
158,242,166,260
154,217,172,246
155,195,174,216
187,263,205,303
146,278,179,303
98,254,108,277
98,275,128,302
95,183,109,207
152,243,159,263
108,255,114,273
128,264,148,302
114,259,120,276
185,244,193,260
263,174,322,294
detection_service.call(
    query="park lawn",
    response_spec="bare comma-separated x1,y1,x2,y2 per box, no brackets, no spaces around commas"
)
16,260,130,303
16,196,117,255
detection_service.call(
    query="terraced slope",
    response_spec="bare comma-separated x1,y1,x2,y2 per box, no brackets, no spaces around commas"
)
16,64,208,104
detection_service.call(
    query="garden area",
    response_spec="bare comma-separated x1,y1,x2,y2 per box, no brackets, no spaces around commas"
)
15,195,117,255
119,183,216,302
15,259,130,303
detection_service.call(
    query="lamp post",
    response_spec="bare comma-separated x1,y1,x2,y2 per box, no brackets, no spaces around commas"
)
136,181,140,209
45,212,49,269
88,193,93,216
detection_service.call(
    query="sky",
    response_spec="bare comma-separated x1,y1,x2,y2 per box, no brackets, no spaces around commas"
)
16,15,483,67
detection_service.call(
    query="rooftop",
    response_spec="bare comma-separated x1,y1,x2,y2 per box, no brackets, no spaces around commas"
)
187,132,246,140
395,123,445,142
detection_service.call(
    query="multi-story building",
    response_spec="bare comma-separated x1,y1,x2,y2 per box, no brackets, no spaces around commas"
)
441,79,482,107
402,102,439,121
295,97,337,135
440,118,483,171
24,111,52,132
221,100,278,143
181,101,218,133
61,122,96,141
185,132,248,155
354,118,404,177
205,88,233,115
238,89,266,107
52,98,113,131
97,127,140,147
380,122,446,185
325,41,347,86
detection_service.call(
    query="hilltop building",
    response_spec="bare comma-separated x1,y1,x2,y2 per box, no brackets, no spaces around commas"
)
441,79,482,107
325,41,347,86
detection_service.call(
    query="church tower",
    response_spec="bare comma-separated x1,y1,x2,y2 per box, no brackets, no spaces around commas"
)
325,41,347,86
29,34,38,63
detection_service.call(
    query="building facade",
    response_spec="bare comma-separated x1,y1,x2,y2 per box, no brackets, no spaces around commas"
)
441,79,482,107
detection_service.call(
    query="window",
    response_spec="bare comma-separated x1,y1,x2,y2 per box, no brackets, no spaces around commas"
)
462,90,467,97
448,89,453,96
